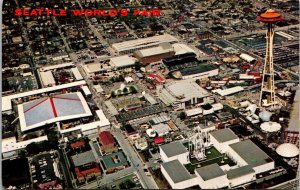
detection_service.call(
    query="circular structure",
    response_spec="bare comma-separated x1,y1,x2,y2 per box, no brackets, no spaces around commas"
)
146,129,156,137
259,110,272,122
256,9,284,23
276,143,299,158
260,122,281,133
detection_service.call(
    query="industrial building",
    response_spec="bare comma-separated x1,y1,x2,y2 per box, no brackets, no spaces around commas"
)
111,34,179,54
157,79,212,110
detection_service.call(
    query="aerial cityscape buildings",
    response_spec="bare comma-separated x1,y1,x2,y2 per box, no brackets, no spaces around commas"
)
1,0,299,189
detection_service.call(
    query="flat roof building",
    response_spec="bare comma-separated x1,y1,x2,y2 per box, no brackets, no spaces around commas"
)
110,55,136,68
228,140,274,173
133,43,175,64
111,34,179,54
40,71,56,87
195,163,229,189
161,160,197,189
159,141,189,164
157,79,211,110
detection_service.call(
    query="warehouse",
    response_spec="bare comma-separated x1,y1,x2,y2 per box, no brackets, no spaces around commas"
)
133,43,175,64
111,34,179,54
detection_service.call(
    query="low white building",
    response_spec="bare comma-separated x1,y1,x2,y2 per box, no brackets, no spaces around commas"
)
60,109,111,135
159,141,190,165
209,128,240,153
110,55,136,69
40,71,56,87
161,160,198,189
2,136,48,158
228,140,275,174
195,163,229,189
212,86,244,97
226,165,256,187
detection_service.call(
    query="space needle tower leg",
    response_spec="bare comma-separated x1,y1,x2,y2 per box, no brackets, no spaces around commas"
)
257,9,284,108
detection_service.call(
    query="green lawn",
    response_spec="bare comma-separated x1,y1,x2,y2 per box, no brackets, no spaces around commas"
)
185,146,236,173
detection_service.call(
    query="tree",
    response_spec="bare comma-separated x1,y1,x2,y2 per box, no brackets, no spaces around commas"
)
129,86,138,94
18,149,27,158
119,179,136,189
134,62,141,71
123,87,129,94
178,112,187,120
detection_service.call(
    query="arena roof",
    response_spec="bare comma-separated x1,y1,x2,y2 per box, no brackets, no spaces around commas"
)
2,80,86,112
18,92,92,132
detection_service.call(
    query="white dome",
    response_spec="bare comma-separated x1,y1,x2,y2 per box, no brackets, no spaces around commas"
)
260,122,281,133
259,110,272,122
276,143,299,158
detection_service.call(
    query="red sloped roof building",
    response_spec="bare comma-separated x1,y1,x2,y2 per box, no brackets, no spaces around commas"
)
99,131,117,154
